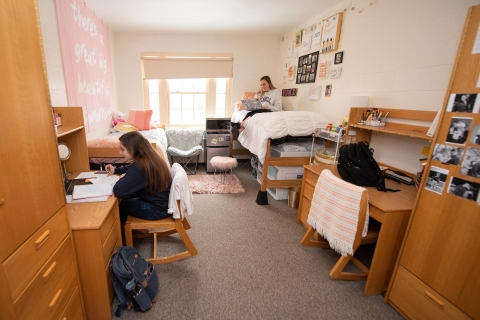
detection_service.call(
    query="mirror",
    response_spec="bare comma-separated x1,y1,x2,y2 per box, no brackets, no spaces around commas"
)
58,142,71,179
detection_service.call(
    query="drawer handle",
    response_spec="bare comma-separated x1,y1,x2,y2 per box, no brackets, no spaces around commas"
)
425,291,445,309
34,230,50,250
43,261,57,283
49,289,62,311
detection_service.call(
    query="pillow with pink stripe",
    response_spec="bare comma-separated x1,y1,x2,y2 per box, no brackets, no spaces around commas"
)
127,109,153,131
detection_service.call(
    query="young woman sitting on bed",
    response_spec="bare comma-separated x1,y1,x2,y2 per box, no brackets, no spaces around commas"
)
232,75,283,136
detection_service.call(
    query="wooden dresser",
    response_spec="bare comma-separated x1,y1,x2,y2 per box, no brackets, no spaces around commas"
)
385,6,480,319
0,1,84,319
67,196,122,319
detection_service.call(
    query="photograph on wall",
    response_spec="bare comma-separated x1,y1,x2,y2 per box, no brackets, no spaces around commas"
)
296,51,319,84
318,61,330,78
445,117,472,145
334,51,344,64
295,30,303,47
432,144,464,165
325,84,332,97
425,166,449,194
470,125,480,145
447,176,480,202
446,93,480,113
460,147,480,178
321,12,343,53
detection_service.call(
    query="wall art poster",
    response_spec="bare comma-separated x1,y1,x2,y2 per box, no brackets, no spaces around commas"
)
309,86,321,100
313,29,322,45
318,61,330,78
282,88,298,96
296,51,319,84
321,12,343,53
302,35,311,52
304,23,317,35
330,67,342,79
288,64,296,81
55,0,115,132
287,42,294,57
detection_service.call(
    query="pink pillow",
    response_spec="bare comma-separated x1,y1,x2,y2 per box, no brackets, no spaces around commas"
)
127,109,153,131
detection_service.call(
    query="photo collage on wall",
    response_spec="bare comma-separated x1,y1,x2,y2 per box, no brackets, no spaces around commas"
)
428,93,480,205
296,51,319,84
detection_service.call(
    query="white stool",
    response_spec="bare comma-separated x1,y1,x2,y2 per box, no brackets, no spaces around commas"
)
210,156,238,183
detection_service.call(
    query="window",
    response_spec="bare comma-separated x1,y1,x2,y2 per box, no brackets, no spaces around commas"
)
145,78,231,127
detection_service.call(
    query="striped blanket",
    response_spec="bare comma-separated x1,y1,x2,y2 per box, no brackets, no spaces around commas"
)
307,169,369,257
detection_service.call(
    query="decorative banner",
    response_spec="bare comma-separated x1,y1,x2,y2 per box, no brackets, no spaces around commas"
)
282,88,298,96
56,0,115,132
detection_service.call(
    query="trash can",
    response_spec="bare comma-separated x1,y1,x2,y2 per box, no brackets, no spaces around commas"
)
288,187,301,208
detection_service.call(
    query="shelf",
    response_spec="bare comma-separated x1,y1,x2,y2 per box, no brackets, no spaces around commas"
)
349,123,432,141
56,125,84,138
314,130,345,143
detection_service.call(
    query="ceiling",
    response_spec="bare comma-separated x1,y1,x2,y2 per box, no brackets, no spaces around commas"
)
85,0,345,36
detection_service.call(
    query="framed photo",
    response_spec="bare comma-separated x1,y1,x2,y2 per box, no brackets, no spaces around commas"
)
296,51,319,84
295,30,303,47
321,12,343,53
325,84,332,97
334,51,344,64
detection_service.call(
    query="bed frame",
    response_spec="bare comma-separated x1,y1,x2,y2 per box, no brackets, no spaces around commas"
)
87,142,156,159
256,138,312,205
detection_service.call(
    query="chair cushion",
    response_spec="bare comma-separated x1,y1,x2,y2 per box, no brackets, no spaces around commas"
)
167,145,203,157
127,109,153,131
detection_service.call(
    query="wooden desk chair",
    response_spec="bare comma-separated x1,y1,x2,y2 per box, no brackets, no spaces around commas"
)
124,165,197,264
301,169,380,281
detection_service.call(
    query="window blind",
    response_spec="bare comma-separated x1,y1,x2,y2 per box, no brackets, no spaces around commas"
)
143,55,233,79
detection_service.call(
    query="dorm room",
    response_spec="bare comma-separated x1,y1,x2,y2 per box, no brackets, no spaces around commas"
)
2,0,480,319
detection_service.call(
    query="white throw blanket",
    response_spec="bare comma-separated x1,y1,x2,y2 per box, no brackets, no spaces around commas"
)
307,170,369,257
237,111,330,163
168,163,194,219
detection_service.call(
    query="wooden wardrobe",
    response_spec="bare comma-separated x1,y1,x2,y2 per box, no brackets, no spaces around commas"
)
385,5,480,319
0,0,85,319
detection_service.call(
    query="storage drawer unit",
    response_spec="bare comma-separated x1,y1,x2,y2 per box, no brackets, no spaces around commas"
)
257,163,304,200
67,196,122,320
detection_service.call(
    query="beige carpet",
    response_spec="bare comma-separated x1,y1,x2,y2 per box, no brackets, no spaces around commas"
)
188,174,245,194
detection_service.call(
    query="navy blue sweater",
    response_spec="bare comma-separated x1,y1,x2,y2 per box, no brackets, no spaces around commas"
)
113,163,171,212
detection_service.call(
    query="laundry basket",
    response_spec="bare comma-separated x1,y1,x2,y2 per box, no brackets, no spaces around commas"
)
313,148,339,165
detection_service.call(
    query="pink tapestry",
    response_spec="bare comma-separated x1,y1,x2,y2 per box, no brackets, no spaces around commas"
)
55,0,114,132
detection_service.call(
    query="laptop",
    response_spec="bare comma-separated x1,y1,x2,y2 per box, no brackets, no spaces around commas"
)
241,99,263,111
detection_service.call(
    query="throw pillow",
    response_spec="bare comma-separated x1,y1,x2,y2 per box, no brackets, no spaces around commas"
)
127,109,154,131
114,122,138,133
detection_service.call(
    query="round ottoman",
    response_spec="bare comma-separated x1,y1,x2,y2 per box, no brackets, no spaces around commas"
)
210,156,238,183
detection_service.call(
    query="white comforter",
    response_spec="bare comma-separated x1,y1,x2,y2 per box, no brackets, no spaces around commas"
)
238,111,330,163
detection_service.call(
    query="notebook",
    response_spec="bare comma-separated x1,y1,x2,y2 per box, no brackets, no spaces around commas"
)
241,99,263,111
65,179,92,195
72,184,113,200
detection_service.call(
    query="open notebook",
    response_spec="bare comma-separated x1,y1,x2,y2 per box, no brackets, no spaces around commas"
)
241,99,263,111
72,183,113,200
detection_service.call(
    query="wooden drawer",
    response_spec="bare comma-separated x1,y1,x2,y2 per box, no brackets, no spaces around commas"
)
3,207,69,300
59,286,84,320
102,217,120,268
14,236,78,320
389,266,470,320
298,196,311,228
304,169,319,186
100,205,116,244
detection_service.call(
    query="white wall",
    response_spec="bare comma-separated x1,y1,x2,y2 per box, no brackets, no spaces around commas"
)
112,33,281,116
276,0,479,173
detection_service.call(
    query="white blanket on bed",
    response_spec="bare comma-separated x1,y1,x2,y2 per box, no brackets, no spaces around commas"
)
237,111,330,163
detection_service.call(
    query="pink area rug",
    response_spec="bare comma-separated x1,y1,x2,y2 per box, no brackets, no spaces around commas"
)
188,174,245,194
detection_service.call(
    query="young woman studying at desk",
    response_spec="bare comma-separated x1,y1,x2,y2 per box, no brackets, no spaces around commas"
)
105,131,171,226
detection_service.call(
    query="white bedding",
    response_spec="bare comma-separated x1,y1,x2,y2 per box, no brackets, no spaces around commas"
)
237,111,330,163
88,128,169,163
231,109,249,123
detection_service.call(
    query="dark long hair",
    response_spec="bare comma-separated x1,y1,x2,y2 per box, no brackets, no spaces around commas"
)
119,131,171,193
257,75,277,98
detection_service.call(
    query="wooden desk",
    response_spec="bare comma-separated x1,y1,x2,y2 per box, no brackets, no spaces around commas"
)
297,164,417,296
67,196,122,320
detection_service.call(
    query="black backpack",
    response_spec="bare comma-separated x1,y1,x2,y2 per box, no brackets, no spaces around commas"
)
110,246,159,316
337,142,396,192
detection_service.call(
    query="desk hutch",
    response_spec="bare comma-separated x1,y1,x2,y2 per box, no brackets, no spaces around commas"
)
0,1,84,319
